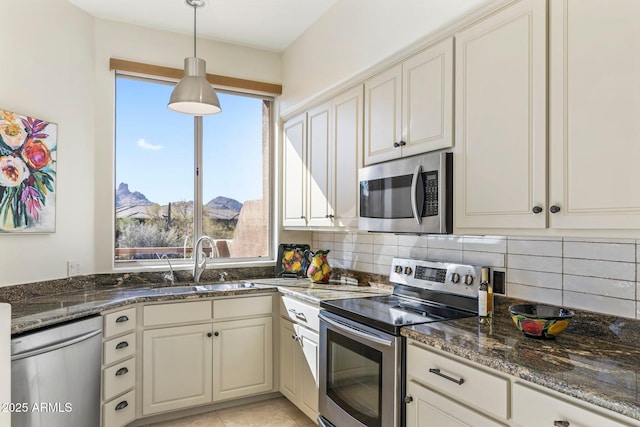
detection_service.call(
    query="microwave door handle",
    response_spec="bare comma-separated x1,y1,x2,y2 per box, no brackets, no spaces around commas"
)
410,165,423,224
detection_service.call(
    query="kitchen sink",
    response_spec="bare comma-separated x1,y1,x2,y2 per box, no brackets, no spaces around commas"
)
143,286,200,294
194,282,256,292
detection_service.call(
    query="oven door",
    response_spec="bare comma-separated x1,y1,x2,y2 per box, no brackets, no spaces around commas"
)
318,311,401,427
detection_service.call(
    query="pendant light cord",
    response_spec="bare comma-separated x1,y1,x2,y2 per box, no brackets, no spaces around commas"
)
193,3,197,57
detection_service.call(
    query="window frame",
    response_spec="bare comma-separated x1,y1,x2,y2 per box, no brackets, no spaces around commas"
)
112,72,277,271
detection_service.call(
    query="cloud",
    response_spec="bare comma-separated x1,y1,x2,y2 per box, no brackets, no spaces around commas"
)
136,138,162,151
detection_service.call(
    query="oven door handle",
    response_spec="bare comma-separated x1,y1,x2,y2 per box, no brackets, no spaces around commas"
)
320,313,394,347
410,165,423,225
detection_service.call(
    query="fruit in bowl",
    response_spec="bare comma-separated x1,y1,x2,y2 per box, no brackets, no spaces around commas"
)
508,304,574,339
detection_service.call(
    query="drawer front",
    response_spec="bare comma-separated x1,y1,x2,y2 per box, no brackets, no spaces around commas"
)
103,308,137,338
407,342,509,420
143,300,212,326
213,295,272,320
102,389,135,427
280,296,320,331
103,358,136,401
103,333,136,366
512,382,629,427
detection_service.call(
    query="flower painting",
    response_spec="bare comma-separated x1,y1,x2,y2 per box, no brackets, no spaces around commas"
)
0,109,57,232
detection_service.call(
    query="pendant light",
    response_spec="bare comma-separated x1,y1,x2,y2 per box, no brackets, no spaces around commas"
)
168,0,221,115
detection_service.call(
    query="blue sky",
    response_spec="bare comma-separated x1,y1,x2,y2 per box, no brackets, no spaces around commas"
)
115,77,264,206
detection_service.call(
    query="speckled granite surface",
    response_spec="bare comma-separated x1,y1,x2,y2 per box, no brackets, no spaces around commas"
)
402,296,640,421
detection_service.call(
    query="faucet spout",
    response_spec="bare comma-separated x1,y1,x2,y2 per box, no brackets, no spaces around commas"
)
157,253,175,285
193,236,218,283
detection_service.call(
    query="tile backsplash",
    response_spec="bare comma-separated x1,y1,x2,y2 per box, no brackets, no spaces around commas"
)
312,232,640,320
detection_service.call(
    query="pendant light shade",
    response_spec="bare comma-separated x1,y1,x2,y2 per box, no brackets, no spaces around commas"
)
168,0,221,116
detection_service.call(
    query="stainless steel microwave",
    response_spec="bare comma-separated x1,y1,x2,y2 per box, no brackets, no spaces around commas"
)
358,152,452,234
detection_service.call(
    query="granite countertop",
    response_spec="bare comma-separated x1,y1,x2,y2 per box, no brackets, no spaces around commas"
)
402,297,640,421
9,279,390,335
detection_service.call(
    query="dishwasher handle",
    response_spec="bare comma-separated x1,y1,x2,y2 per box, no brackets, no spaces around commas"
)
11,329,102,361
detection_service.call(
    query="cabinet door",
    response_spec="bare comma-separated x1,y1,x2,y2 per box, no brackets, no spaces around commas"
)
283,113,307,227
307,102,333,227
364,64,403,165
402,37,453,157
549,0,640,229
297,324,319,418
279,319,298,402
331,85,363,228
454,0,547,229
142,324,212,415
212,317,273,401
406,380,506,427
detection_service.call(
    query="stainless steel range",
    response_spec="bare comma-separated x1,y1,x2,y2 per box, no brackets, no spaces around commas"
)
318,257,483,427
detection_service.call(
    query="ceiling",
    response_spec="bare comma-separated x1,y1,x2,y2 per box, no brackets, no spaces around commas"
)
66,0,339,52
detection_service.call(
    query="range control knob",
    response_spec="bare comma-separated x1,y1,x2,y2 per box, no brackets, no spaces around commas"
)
451,272,460,283
394,265,403,274
404,267,413,275
464,275,474,286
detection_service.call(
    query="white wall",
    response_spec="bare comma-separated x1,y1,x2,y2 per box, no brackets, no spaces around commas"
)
0,0,96,286
280,0,490,114
0,0,281,286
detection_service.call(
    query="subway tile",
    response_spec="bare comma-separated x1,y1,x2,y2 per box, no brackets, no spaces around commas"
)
352,232,374,245
563,291,636,318
563,241,635,262
352,252,373,264
428,235,463,250
397,234,424,247
333,241,354,252
463,236,507,253
398,246,413,258
462,251,505,268
507,283,562,305
507,269,562,290
507,238,562,257
565,237,636,244
426,248,463,263
373,243,398,257
564,275,635,299
507,254,563,273
334,232,353,244
373,233,398,245
353,261,374,274
408,246,429,259
563,258,635,281
353,243,373,255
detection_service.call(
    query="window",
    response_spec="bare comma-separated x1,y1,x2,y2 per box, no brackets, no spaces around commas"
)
114,75,272,264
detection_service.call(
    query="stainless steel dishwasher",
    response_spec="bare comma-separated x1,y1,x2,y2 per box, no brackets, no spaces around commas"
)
11,316,102,427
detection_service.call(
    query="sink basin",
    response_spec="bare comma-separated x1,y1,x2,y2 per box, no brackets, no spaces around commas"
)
194,283,256,292
143,286,199,294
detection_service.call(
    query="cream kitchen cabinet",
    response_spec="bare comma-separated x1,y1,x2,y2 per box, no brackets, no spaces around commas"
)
282,85,363,229
548,0,640,229
364,37,453,165
454,0,547,230
141,296,273,416
279,295,320,421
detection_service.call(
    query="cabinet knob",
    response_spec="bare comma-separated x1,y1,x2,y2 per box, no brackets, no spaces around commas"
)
300,215,306,219
325,214,335,219
207,332,213,338
393,142,400,148
214,332,219,337
532,206,543,214
404,395,413,404
550,205,561,214
553,422,570,427
399,140,406,146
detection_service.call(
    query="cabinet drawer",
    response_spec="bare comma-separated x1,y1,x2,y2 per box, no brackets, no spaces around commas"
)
103,358,136,401
512,382,629,427
407,342,509,420
143,301,212,326
213,295,272,320
280,296,320,331
103,332,136,366
103,389,135,427
103,307,136,338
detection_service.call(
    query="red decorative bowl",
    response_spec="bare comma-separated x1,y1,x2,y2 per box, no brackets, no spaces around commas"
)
508,304,574,339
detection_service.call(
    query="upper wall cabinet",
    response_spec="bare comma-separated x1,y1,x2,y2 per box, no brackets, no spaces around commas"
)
282,85,363,229
454,0,547,229
364,37,453,165
548,0,640,229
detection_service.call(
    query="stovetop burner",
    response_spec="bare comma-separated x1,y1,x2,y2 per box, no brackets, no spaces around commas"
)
320,258,484,335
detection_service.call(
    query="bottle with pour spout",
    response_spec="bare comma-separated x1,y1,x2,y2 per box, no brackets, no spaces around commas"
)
478,267,493,318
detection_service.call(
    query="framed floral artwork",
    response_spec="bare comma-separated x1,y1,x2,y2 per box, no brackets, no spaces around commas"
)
0,109,57,233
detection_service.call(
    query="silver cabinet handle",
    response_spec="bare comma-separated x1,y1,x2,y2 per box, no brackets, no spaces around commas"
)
115,367,129,376
429,368,464,385
550,205,561,214
288,308,307,322
553,422,569,427
532,206,543,214
115,401,128,411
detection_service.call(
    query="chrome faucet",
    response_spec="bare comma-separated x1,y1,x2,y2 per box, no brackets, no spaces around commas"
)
157,254,175,285
193,236,218,283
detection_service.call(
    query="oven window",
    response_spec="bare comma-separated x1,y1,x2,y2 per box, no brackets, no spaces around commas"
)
326,329,382,427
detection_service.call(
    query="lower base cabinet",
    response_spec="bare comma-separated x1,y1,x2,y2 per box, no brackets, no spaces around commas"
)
279,318,319,421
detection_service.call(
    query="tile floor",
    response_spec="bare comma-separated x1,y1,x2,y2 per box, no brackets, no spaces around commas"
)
142,397,316,427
